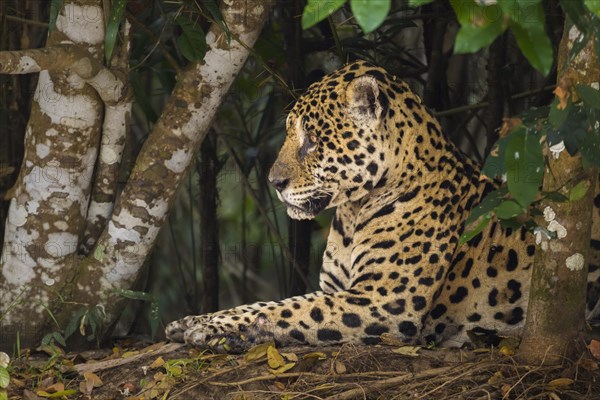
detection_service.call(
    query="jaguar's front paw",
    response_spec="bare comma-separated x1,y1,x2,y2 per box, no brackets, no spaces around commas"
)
165,314,212,342
183,316,275,353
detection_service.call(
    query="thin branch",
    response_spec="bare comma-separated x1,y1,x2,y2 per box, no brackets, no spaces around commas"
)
434,85,556,118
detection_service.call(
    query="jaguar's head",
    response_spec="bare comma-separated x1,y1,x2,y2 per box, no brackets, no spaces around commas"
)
269,61,390,220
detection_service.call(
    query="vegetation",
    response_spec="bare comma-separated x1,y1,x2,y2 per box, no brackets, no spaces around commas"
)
0,0,599,398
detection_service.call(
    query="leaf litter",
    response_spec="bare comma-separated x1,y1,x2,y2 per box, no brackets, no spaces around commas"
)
2,334,600,399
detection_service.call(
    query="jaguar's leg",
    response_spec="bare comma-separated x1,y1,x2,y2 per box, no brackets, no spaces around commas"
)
170,286,427,353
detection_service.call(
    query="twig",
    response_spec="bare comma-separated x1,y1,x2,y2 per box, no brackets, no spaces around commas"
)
434,85,555,117
208,371,325,386
73,343,184,374
323,366,455,400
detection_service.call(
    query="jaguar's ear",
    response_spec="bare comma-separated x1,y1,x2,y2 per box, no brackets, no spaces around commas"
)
345,75,383,125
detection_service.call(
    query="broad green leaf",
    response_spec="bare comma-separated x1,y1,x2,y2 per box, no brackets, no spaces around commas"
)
0,390,7,400
49,0,64,31
176,16,207,62
578,122,600,166
505,128,544,208
495,200,523,219
576,84,600,109
482,136,510,178
104,0,127,62
500,0,553,76
52,332,66,347
454,22,505,53
302,0,346,29
542,191,569,203
586,0,600,17
465,188,508,226
409,0,435,6
451,1,506,53
549,97,572,128
0,367,8,389
569,180,590,201
351,0,391,33
459,214,491,246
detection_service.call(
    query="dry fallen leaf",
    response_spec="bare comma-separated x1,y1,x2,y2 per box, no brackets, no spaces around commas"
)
302,352,327,360
334,361,347,374
391,346,421,357
244,342,273,362
499,117,522,138
588,339,600,359
149,356,166,369
553,86,570,110
578,358,599,371
267,345,285,369
547,377,574,388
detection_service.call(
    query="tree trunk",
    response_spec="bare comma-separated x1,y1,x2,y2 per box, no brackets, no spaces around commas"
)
283,0,312,297
0,0,109,349
198,130,220,313
518,22,600,365
0,0,271,350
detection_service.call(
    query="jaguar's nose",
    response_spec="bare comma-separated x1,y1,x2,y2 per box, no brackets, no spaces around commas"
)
270,177,290,192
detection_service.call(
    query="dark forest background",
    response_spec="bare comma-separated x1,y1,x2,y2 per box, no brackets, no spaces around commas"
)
0,0,563,340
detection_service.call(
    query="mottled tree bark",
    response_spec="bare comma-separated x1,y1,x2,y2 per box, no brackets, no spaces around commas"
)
0,0,270,349
519,23,600,365
0,1,110,348
50,0,271,343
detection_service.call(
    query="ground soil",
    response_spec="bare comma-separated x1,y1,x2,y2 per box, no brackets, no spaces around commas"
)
5,335,600,400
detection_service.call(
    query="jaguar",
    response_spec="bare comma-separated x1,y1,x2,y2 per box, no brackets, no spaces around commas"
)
166,61,600,351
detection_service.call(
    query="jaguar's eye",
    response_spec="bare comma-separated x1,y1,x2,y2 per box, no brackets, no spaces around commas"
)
299,133,319,159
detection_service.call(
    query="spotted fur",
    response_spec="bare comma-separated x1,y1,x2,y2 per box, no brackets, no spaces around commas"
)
166,61,600,351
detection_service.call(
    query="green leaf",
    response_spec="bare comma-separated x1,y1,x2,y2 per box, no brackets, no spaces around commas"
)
576,84,600,109
578,121,600,166
49,0,64,31
459,214,491,246
350,0,391,33
569,180,590,201
409,0,435,6
302,0,346,29
586,0,600,17
542,191,569,203
454,22,505,53
0,389,7,400
0,367,8,389
52,332,66,347
450,0,506,53
495,200,523,219
500,0,553,76
482,136,510,178
176,16,207,62
549,97,572,128
104,0,127,62
465,188,508,226
505,128,544,208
